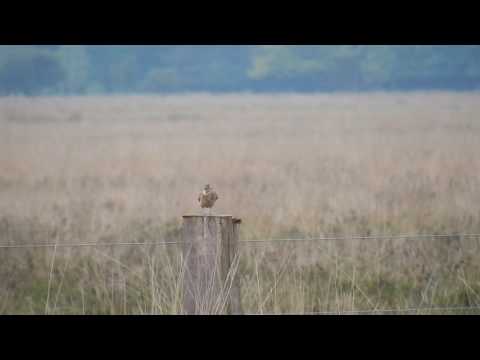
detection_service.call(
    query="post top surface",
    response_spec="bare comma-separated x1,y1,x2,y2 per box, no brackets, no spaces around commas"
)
183,214,233,218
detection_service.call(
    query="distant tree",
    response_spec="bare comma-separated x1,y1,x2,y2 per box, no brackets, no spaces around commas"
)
1,45,480,94
141,67,182,92
0,47,65,95
247,45,480,92
57,46,90,94
360,46,396,88
108,55,139,92
247,46,366,91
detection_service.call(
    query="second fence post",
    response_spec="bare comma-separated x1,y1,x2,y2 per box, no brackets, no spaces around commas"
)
182,215,242,314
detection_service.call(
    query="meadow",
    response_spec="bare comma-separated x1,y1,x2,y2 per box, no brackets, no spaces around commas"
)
1,92,480,314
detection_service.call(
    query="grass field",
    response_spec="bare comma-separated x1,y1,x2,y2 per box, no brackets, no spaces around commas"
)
1,92,480,314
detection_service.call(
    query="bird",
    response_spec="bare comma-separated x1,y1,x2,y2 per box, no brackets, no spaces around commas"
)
198,184,218,215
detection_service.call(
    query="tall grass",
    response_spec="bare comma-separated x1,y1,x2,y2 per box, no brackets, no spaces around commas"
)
1,92,480,314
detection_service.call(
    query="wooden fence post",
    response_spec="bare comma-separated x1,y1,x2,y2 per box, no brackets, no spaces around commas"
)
182,215,242,315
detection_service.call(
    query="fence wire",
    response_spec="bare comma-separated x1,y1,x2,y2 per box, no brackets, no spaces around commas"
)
2,233,480,315
239,233,480,244
40,305,480,315
0,241,185,249
248,305,480,315
0,233,479,249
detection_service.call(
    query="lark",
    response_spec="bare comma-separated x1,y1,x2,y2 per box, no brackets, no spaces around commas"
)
198,184,218,215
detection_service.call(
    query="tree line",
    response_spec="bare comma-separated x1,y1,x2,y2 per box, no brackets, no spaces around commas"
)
0,45,479,95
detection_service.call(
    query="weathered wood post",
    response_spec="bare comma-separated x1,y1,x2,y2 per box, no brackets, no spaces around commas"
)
182,215,242,314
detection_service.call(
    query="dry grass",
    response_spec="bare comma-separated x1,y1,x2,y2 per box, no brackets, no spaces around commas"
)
1,92,480,314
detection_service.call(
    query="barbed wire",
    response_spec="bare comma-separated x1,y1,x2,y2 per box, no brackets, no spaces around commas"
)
0,233,479,249
0,241,185,249
239,233,480,244
2,234,480,315
247,305,480,315
11,305,480,315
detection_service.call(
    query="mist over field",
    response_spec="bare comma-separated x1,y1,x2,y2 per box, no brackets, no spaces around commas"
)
1,46,480,314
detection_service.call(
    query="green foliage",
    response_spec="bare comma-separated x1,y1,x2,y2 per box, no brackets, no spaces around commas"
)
142,67,187,92
0,46,65,95
0,45,479,95
57,46,90,94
